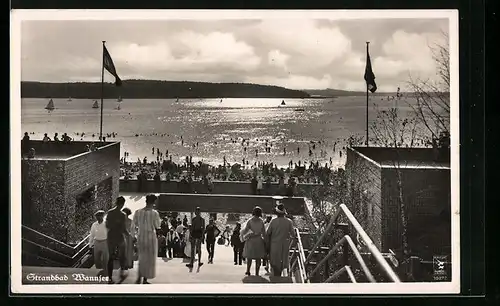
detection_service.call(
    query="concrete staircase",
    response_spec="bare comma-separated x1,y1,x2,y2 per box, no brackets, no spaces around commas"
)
23,243,293,284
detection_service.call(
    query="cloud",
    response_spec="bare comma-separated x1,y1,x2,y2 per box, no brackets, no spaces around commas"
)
20,18,451,92
246,19,351,73
112,31,261,73
267,49,290,69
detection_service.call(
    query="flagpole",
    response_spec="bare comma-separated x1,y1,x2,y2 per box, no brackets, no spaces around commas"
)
100,41,106,142
366,41,369,147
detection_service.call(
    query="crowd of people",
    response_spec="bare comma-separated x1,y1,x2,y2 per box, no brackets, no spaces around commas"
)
88,194,297,284
121,151,336,191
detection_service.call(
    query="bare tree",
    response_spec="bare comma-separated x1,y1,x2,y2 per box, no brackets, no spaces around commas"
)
407,31,450,142
370,102,414,262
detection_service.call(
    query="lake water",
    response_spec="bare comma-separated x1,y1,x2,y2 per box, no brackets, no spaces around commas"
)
21,97,414,168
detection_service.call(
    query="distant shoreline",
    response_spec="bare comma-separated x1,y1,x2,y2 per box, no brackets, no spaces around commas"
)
21,80,309,99
20,80,416,99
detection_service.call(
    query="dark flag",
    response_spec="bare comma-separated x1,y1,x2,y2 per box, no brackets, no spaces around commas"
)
103,45,122,86
364,48,377,93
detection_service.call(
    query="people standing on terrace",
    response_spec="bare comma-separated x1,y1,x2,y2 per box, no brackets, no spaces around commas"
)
186,207,205,268
266,202,295,277
251,176,258,195
53,133,59,142
89,210,108,271
22,132,30,142
241,206,266,276
130,194,162,284
256,176,263,195
105,196,129,284
231,223,244,265
22,132,30,155
61,132,72,143
122,207,135,270
42,133,51,142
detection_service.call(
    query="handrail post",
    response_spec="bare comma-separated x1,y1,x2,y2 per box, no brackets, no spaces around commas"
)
323,247,330,282
339,204,401,283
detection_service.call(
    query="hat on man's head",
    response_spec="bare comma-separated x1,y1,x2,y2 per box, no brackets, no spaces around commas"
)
94,210,105,216
116,196,126,205
146,194,158,203
275,203,286,215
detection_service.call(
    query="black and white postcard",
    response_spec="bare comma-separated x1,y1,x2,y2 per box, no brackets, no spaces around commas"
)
10,9,460,294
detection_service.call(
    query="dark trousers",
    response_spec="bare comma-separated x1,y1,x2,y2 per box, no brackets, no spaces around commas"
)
206,240,215,261
158,246,166,257
107,238,126,278
233,245,243,264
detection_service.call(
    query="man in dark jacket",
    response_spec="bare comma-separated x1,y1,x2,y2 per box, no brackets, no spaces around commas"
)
204,218,221,264
105,196,128,284
231,223,244,265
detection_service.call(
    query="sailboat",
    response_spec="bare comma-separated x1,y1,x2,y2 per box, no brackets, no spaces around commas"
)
92,100,99,109
117,96,123,102
280,100,286,106
67,97,72,101
114,102,122,110
45,99,55,110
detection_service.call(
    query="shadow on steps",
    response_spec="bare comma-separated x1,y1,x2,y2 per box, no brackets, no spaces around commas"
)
241,275,293,283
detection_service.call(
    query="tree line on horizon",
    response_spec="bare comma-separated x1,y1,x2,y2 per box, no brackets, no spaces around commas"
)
21,80,311,99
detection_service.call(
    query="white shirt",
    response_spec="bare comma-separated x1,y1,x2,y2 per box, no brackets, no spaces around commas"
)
166,231,179,243
89,221,108,247
176,224,185,234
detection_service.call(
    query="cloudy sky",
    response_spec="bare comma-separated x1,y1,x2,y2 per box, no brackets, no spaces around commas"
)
20,16,449,92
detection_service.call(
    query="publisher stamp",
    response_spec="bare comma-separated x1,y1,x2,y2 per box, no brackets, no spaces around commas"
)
433,255,448,281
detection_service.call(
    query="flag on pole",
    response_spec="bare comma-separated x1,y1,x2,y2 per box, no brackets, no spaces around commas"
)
364,48,377,93
103,45,122,86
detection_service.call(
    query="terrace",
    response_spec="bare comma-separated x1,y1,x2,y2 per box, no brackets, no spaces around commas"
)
352,146,450,169
21,140,117,161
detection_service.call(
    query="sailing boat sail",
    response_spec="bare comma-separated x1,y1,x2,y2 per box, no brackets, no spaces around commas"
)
67,97,72,101
117,96,123,102
280,100,286,106
92,100,99,109
115,102,121,110
45,99,55,110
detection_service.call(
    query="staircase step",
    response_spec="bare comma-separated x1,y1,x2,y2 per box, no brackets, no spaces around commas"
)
23,244,294,284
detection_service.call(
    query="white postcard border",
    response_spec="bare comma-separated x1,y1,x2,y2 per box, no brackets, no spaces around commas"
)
10,9,461,295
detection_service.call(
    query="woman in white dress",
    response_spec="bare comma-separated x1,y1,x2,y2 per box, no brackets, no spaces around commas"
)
130,194,161,284
183,226,191,258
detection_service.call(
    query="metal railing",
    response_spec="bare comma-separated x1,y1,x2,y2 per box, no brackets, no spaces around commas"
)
289,204,401,283
289,228,308,283
21,225,93,268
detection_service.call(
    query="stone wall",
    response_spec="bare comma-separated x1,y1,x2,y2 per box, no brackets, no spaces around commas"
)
157,193,306,215
21,159,67,241
64,143,120,243
381,167,451,259
345,148,383,249
119,178,323,197
21,142,120,244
